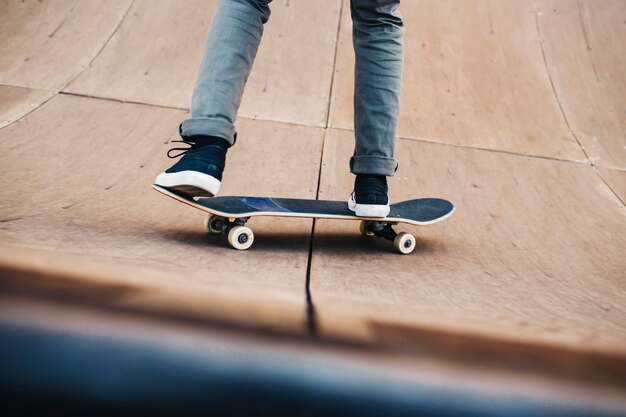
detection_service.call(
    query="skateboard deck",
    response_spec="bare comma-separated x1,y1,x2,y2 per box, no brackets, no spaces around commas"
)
153,184,454,254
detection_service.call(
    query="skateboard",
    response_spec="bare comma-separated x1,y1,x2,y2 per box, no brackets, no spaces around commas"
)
152,184,454,254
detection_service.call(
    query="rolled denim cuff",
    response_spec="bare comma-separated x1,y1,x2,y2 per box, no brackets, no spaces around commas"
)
179,117,237,146
350,155,398,176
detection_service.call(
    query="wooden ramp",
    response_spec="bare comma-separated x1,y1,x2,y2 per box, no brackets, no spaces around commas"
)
0,0,625,412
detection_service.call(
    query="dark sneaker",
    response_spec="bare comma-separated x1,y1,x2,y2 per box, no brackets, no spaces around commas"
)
348,174,390,217
155,135,229,197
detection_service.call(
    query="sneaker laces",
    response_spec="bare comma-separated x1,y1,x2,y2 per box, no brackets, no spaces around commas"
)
166,139,195,159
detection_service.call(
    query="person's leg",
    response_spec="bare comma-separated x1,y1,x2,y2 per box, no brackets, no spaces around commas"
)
156,0,272,196
348,0,404,217
182,0,271,144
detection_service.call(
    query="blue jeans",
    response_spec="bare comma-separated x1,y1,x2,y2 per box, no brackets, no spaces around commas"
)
180,0,404,176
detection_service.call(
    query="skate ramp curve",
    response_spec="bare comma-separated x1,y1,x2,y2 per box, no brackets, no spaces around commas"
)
1,0,625,409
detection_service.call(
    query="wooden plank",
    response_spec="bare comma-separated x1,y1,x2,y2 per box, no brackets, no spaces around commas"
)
0,94,324,333
312,129,626,358
0,85,54,128
536,0,626,169
0,0,131,90
66,0,341,127
0,245,306,334
328,0,586,161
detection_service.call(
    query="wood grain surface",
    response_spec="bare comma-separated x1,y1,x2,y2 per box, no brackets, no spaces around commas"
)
536,0,626,169
66,0,341,127
0,0,132,90
313,129,626,357
0,85,54,128
597,168,626,204
329,0,587,161
0,94,324,333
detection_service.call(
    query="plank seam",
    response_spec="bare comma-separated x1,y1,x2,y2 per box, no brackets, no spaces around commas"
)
592,167,626,206
304,0,344,337
323,0,345,129
58,91,189,112
57,91,329,130
327,125,596,167
533,8,592,166
0,87,56,130
397,134,591,166
58,90,594,169
60,0,137,93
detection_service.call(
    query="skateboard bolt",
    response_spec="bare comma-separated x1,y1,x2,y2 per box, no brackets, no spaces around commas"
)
238,234,248,244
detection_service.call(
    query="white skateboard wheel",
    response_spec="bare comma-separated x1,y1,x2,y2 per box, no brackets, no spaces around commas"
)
394,232,416,255
204,215,226,234
359,221,375,237
228,226,254,250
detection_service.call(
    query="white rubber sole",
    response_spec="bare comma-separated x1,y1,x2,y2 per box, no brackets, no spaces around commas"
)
155,170,221,197
348,196,390,218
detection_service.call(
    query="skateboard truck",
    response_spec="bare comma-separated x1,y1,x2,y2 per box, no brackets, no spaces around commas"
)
366,221,397,240
360,220,416,254
204,214,417,254
204,215,254,250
